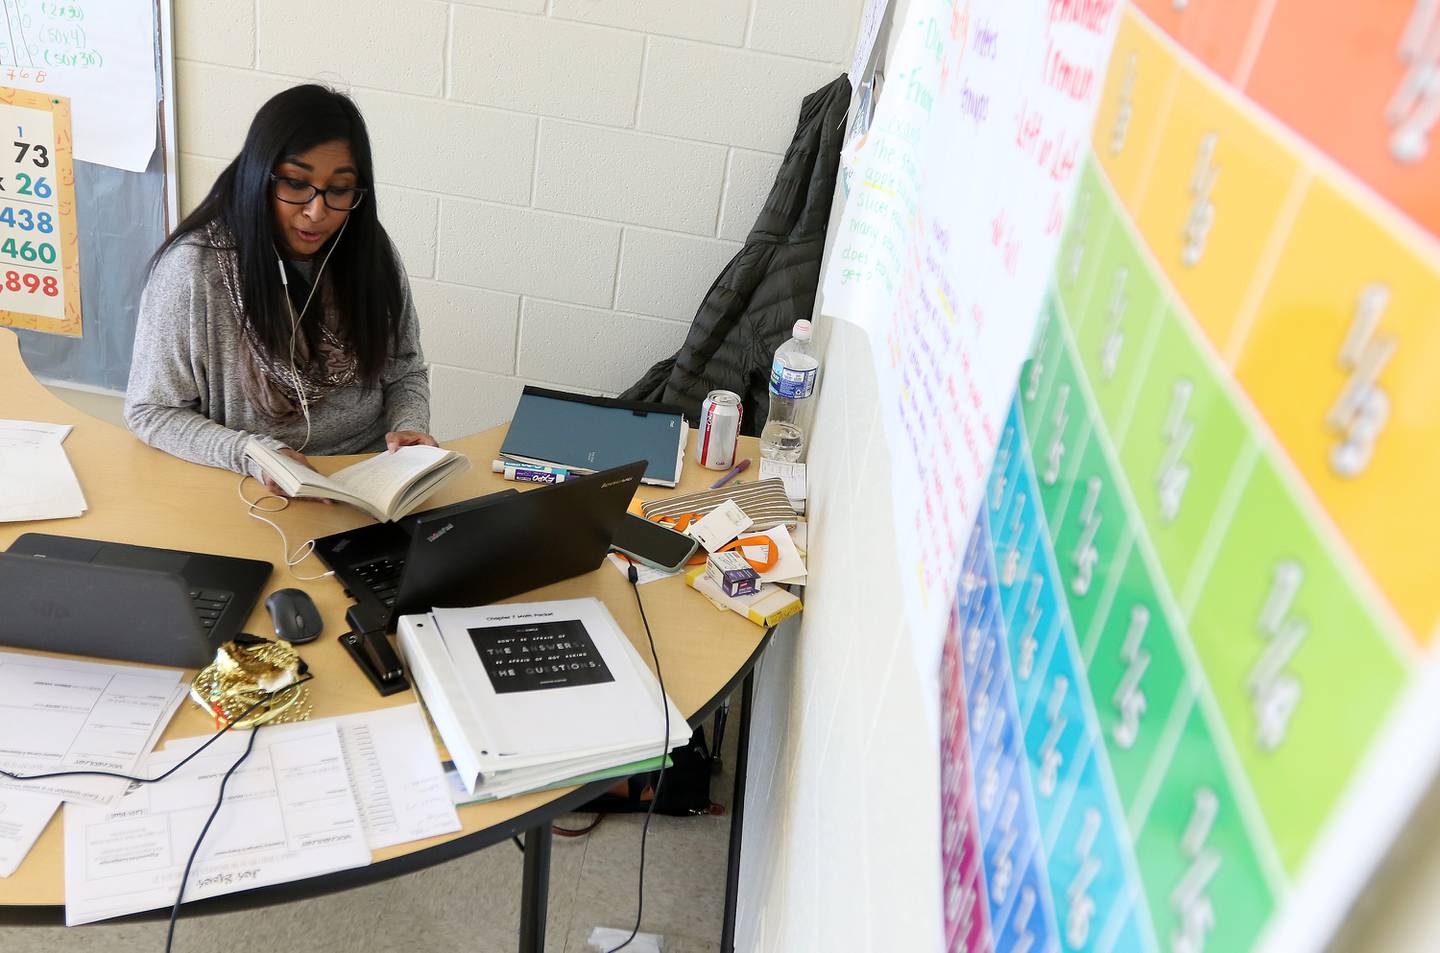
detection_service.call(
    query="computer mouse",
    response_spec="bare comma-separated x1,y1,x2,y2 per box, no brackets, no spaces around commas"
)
264,588,323,644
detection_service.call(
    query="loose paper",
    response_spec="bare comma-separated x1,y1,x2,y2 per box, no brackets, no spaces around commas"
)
686,499,752,553
0,1,158,172
0,653,183,804
0,788,59,877
743,525,807,585
757,458,807,514
164,706,461,852
821,0,1120,714
0,443,86,521
848,0,891,88
606,553,681,585
64,724,370,925
0,419,71,445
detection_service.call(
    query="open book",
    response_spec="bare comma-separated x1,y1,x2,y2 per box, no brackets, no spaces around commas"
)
244,440,471,522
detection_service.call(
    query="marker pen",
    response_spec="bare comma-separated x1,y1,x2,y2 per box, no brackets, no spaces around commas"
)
491,460,571,484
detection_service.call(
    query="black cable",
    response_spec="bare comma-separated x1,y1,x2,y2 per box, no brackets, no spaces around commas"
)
553,814,605,837
605,563,671,953
0,677,311,786
165,722,263,953
512,835,524,853
1,679,307,953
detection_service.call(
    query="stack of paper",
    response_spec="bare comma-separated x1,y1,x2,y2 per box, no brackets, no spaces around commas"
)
61,704,462,924
444,752,670,805
0,419,87,521
63,723,372,925
0,652,188,878
397,598,691,799
161,705,461,852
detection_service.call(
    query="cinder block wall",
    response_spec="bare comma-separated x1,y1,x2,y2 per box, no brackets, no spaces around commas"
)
173,0,859,440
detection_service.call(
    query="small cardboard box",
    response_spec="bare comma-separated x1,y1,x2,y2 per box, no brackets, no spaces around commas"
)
705,550,760,597
686,567,803,628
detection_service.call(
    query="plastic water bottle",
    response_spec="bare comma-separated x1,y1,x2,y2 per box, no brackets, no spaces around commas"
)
760,320,819,462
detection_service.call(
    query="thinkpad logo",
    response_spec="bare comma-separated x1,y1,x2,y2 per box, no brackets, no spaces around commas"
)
30,599,69,621
427,523,455,543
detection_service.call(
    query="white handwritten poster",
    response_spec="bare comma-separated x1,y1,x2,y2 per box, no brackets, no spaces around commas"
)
824,0,1120,698
848,0,891,88
0,1,157,172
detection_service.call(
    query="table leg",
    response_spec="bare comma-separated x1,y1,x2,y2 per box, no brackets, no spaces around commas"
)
711,695,731,773
720,671,754,953
519,823,552,953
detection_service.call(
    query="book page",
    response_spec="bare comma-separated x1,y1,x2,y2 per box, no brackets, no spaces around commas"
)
331,446,453,516
245,441,345,498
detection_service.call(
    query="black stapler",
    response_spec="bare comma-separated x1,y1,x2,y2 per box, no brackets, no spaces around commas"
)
340,603,409,696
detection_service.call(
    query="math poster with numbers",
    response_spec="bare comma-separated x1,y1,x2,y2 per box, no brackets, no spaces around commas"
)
0,87,78,336
828,2,1440,952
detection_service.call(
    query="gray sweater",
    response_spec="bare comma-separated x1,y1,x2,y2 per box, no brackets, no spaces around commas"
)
124,237,430,478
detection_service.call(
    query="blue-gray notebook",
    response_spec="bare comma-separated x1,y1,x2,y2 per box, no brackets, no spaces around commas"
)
499,387,688,486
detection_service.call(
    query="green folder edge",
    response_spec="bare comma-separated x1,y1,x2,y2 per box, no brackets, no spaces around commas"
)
443,754,673,806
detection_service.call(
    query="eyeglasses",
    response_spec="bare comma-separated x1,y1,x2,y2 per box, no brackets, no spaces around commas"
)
269,173,367,211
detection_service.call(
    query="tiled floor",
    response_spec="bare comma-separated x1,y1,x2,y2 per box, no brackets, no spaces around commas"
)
0,717,740,953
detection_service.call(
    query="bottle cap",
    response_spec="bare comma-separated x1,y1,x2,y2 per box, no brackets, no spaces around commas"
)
491,460,504,472
793,319,813,342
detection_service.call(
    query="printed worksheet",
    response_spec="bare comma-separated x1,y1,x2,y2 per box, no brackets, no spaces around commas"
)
163,706,460,851
63,723,370,925
0,788,59,877
0,653,183,804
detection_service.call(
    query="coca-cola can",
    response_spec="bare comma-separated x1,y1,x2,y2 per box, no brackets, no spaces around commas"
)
696,390,742,470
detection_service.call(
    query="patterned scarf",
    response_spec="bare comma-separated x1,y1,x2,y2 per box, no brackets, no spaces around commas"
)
209,224,360,421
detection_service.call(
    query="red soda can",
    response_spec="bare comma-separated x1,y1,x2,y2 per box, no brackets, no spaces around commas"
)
696,390,742,470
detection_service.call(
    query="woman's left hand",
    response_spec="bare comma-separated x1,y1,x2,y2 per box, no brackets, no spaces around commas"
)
385,430,439,452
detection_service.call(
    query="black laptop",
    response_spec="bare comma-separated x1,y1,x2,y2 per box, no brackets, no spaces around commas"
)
0,535,272,667
313,460,647,632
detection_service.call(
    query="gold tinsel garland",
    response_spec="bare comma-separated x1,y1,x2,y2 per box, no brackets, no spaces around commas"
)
189,636,313,729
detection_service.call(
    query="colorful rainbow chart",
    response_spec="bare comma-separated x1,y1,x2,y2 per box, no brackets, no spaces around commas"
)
939,4,1440,951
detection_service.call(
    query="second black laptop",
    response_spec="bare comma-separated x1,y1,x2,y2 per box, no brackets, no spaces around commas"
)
313,460,648,632
0,535,272,667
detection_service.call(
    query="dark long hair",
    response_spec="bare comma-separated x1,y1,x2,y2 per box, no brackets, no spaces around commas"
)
155,84,402,385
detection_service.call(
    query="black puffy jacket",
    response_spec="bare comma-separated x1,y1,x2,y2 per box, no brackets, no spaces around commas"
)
620,74,850,435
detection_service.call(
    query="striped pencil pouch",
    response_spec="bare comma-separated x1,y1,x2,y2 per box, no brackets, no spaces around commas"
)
640,478,799,531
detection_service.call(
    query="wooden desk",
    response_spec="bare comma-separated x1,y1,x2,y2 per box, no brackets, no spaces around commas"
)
0,328,771,952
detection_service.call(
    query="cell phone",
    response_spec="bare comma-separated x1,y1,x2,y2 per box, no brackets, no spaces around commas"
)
610,513,699,573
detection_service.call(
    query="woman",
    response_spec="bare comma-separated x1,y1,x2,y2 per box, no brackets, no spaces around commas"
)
124,84,434,495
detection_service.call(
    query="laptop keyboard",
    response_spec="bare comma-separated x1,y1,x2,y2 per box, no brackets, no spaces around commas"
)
186,588,233,630
352,556,407,608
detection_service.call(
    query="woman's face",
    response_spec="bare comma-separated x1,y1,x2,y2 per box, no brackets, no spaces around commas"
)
270,139,358,259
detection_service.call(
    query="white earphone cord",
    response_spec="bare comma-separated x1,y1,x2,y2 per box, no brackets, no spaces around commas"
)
237,476,334,581
276,216,349,454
